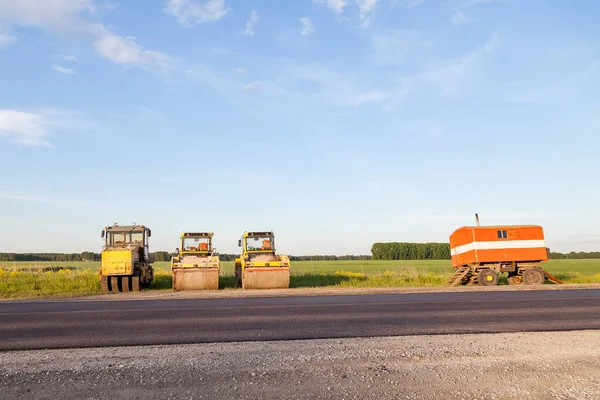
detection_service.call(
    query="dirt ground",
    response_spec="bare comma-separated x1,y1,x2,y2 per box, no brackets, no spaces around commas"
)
1,330,599,400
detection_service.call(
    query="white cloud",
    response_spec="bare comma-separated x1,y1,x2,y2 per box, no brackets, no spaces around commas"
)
426,32,498,94
58,54,78,62
371,31,431,66
0,0,94,30
356,0,378,24
300,17,314,36
92,25,175,75
51,64,75,74
0,192,112,208
0,33,16,47
452,10,470,24
244,10,258,36
232,67,244,73
314,0,348,14
457,0,512,9
406,0,426,7
0,109,54,147
279,63,388,107
164,0,229,26
243,83,256,91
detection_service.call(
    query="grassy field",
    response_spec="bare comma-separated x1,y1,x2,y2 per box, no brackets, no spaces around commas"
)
1,259,599,299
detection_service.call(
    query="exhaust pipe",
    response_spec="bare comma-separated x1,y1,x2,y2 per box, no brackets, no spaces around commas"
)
475,213,480,227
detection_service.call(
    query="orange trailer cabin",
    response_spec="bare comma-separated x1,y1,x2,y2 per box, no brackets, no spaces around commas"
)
449,225,549,268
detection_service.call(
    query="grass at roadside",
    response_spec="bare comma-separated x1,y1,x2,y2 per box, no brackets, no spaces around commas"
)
1,259,599,299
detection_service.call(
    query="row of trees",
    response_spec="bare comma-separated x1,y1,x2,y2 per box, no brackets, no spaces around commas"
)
549,251,600,259
0,253,101,262
3,249,600,263
371,242,451,260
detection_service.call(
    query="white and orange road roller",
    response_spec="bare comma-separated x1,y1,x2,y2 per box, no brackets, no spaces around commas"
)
447,214,563,286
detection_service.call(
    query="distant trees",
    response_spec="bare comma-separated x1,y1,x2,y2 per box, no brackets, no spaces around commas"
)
371,242,451,260
1,249,599,263
551,251,600,259
0,253,100,262
289,255,372,261
152,251,173,262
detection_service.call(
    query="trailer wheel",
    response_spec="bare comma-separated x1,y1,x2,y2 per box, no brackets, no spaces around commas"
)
523,269,545,285
477,269,498,286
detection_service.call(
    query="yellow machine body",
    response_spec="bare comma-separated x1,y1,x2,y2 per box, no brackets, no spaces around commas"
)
235,231,290,289
171,232,220,291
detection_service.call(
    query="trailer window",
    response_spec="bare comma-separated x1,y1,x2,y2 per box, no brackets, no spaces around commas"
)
497,230,507,239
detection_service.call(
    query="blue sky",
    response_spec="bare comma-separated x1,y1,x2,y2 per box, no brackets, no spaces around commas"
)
1,0,599,255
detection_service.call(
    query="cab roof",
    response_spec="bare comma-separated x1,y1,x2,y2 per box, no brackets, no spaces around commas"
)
105,224,148,233
181,232,214,238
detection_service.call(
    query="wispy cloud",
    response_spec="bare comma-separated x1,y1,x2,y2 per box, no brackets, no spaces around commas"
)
426,32,498,94
231,67,244,73
356,0,378,26
0,192,113,208
243,83,256,92
300,17,315,36
371,31,431,66
51,64,75,74
406,0,426,7
453,0,512,23
91,24,175,75
0,33,16,47
164,0,230,26
244,10,258,36
0,109,85,147
0,0,95,31
314,0,348,14
58,54,78,62
457,0,512,10
452,10,470,25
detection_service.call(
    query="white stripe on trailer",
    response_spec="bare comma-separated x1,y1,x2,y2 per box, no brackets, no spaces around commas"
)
451,240,546,256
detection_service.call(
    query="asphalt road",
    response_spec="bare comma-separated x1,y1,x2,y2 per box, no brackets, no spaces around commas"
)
1,289,600,351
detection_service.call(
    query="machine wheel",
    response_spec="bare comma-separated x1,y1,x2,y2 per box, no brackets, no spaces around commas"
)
132,274,141,292
121,276,132,292
235,265,242,287
100,275,109,292
110,277,120,292
477,269,498,286
523,269,545,285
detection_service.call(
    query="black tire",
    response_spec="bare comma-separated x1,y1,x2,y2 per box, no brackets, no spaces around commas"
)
477,269,498,286
523,268,545,285
235,265,242,287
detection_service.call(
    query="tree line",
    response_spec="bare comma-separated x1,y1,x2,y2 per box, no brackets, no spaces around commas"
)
0,252,372,262
549,251,600,259
371,242,451,260
3,249,600,263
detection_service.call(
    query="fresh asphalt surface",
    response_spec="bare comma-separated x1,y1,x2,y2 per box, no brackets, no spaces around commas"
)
1,289,600,351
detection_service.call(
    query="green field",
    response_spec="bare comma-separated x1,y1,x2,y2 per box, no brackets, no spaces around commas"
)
1,259,599,299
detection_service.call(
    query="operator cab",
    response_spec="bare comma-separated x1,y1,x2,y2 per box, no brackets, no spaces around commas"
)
179,232,213,255
101,224,151,249
239,231,276,253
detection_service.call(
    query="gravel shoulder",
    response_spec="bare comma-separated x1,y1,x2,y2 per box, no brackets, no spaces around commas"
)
4,283,600,303
2,330,599,400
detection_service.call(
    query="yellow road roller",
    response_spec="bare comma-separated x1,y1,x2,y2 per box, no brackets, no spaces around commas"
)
171,232,220,291
99,223,154,292
235,231,290,289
